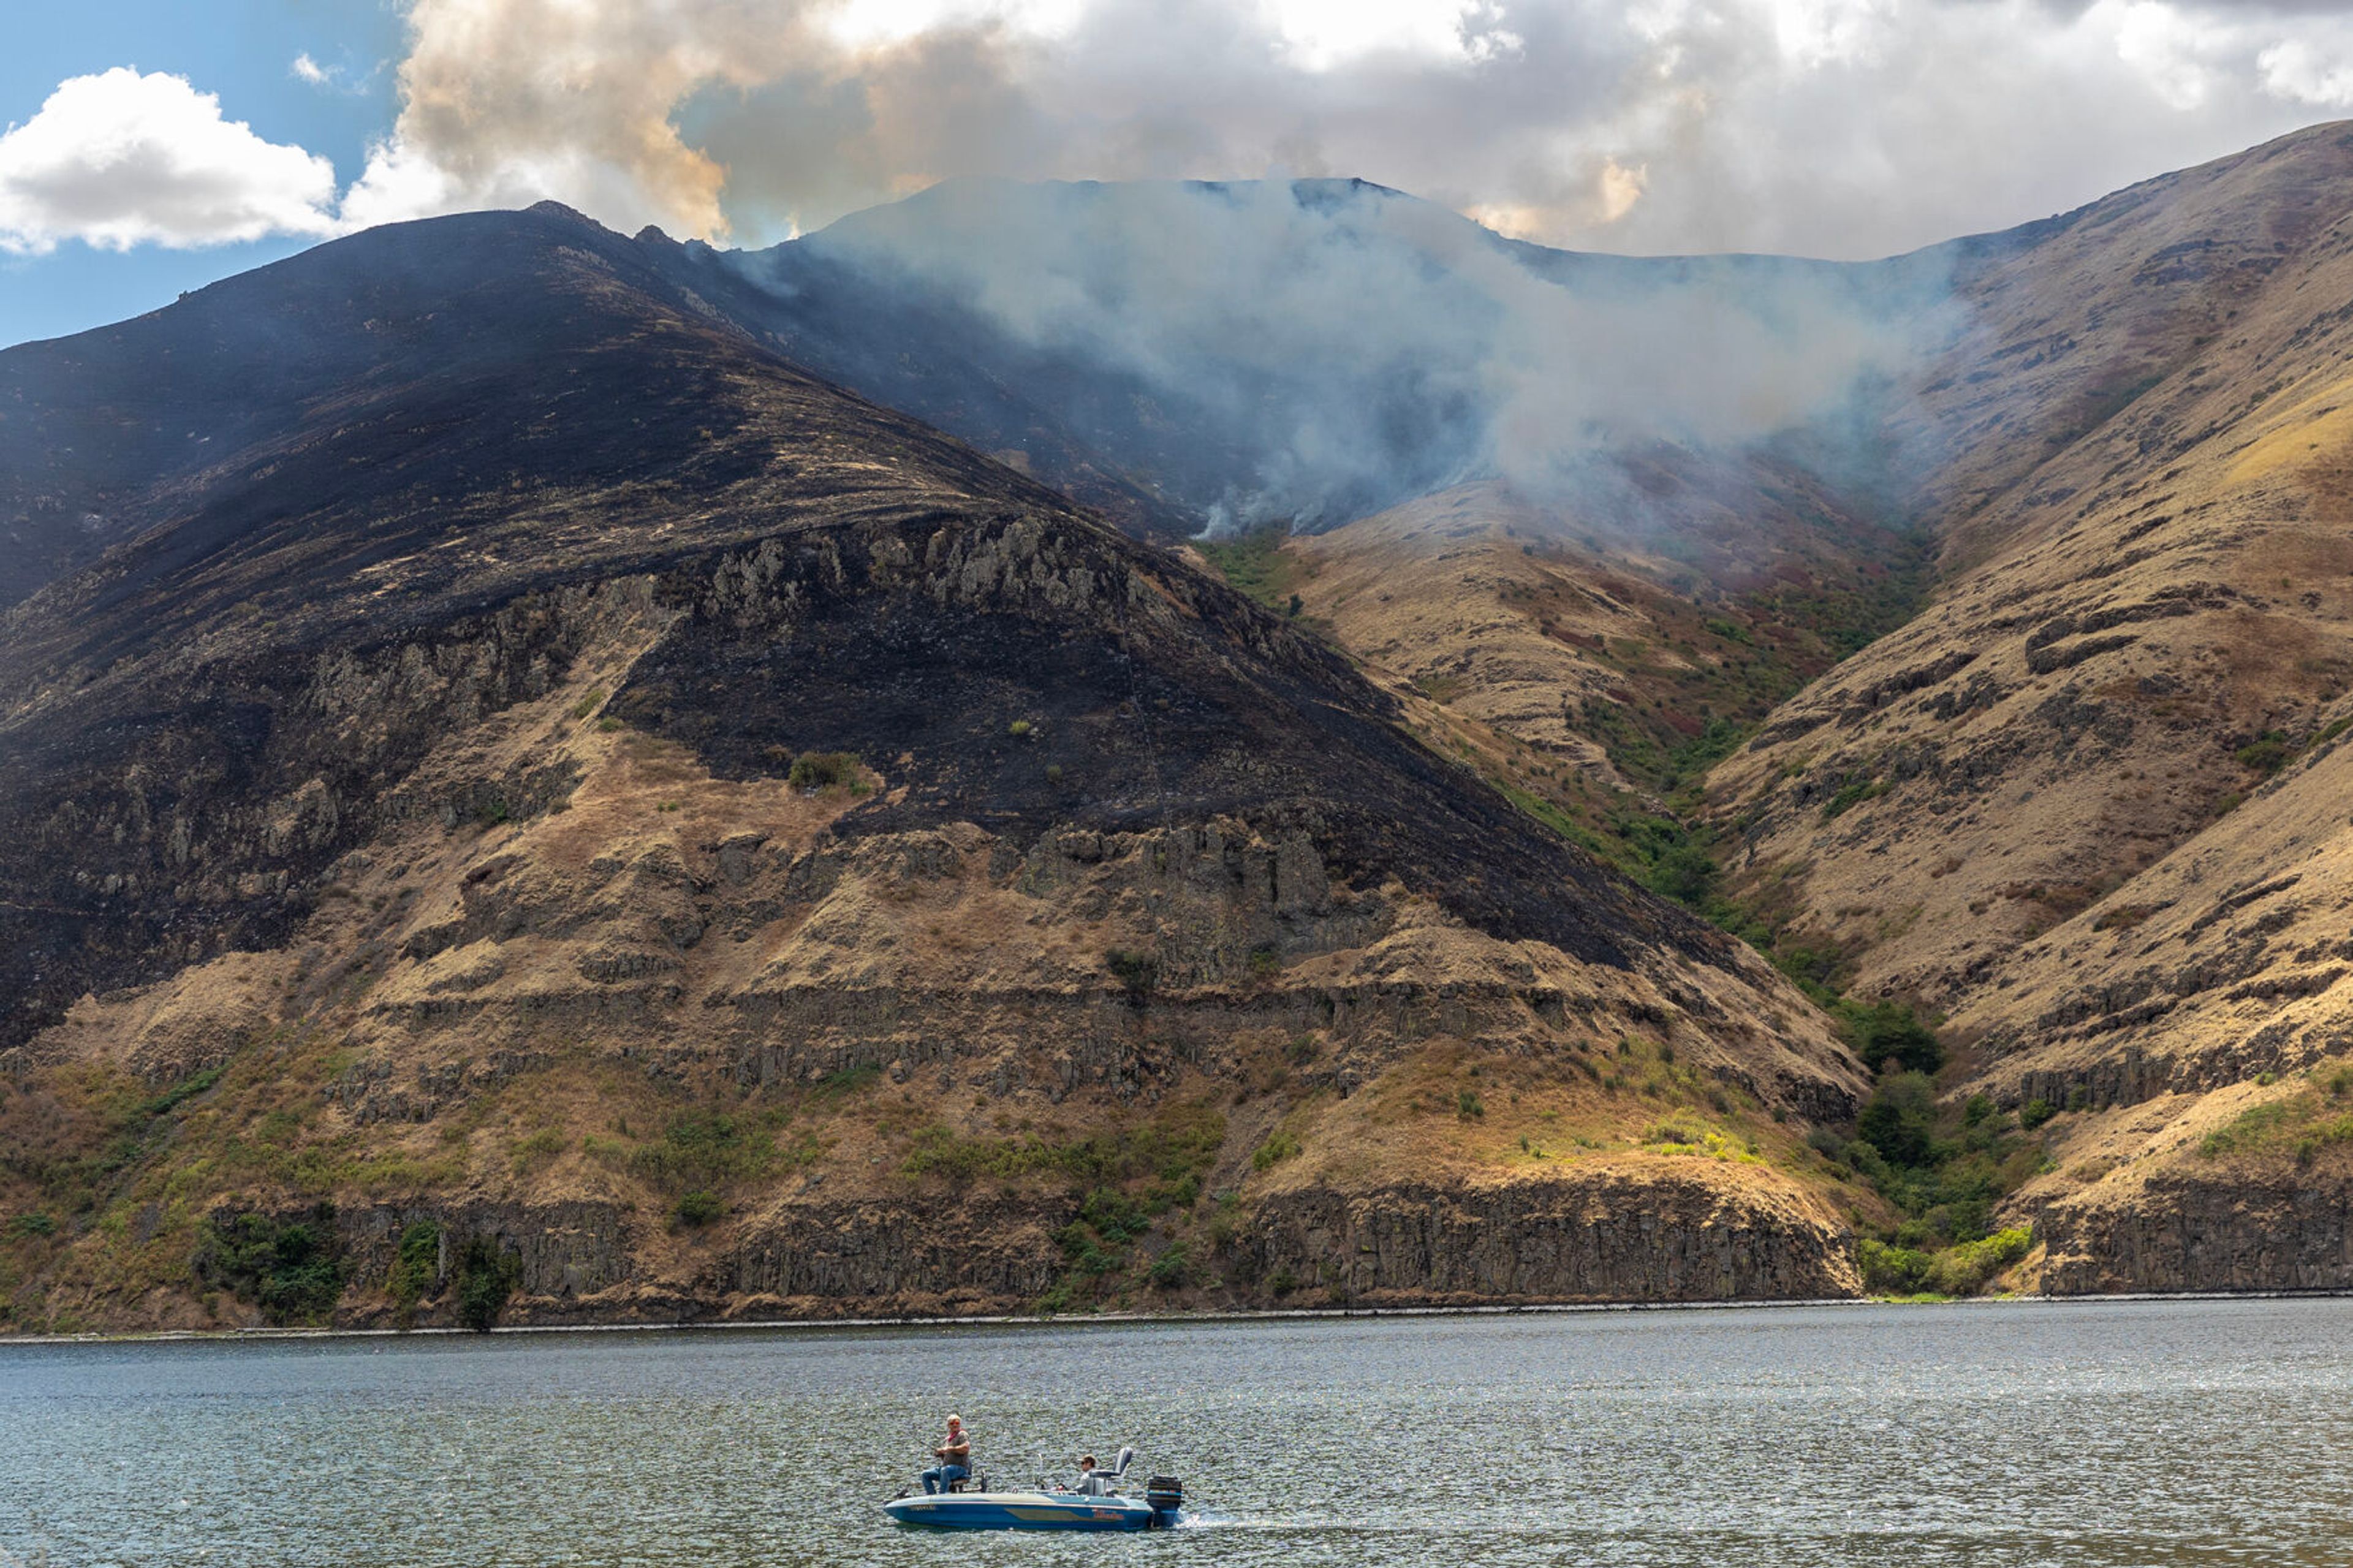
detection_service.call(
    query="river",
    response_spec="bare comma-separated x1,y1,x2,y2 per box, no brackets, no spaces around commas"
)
4,1297,2348,1566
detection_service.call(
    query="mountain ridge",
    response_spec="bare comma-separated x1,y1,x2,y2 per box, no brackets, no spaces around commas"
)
9,123,2353,1328
0,197,1869,1333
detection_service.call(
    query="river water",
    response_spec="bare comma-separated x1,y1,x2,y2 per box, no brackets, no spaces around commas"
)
3,1297,2348,1567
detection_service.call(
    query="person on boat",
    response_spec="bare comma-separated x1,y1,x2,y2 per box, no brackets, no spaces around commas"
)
920,1414,971,1494
1071,1455,1108,1496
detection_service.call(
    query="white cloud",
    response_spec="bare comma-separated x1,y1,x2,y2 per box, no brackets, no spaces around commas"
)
0,69,339,254
2259,38,2353,108
324,0,2347,262
7,4,2350,263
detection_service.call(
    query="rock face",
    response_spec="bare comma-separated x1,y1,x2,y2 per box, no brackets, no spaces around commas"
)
2037,1167,2353,1295
0,200,1865,1333
1240,1169,1857,1303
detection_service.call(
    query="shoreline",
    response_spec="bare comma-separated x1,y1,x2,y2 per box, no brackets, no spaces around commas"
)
6,1287,2349,1347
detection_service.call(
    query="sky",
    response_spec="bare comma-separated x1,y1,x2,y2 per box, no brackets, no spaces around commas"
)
1,0,2347,350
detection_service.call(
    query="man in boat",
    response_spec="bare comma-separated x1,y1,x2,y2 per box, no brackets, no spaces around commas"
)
920,1414,971,1494
1071,1455,1108,1496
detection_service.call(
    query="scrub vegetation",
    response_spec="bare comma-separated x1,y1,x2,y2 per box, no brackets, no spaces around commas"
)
2197,1066,2353,1165
194,1205,345,1325
898,1099,1226,1312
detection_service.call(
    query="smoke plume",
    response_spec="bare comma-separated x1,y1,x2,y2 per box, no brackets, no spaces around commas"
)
728,175,1955,532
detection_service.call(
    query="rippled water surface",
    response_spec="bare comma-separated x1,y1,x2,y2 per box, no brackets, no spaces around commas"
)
5,1298,2351,1567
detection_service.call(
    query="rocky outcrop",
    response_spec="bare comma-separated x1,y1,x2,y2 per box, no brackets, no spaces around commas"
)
2038,1167,2353,1294
341,1199,639,1305
1237,1172,1859,1303
721,1195,1068,1306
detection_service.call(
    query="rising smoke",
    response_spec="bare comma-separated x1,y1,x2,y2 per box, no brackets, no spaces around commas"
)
727,175,1959,534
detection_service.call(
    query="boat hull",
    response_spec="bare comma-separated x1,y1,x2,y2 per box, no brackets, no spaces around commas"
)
883,1491,1160,1531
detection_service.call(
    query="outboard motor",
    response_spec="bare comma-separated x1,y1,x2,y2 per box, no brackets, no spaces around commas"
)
1144,1475,1183,1528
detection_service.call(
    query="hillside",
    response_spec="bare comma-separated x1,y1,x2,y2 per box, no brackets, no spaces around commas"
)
1710,121,2353,1013
12,124,2353,1327
1150,125,2353,1295
0,206,1868,1333
1694,119,2353,1290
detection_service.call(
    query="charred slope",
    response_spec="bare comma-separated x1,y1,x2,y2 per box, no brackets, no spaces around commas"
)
0,203,1768,1050
0,205,1871,1330
0,200,752,611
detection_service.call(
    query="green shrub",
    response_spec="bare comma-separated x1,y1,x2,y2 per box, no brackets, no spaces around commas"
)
2020,1098,2057,1131
452,1235,520,1332
195,1205,346,1325
1007,719,1033,738
1456,1090,1485,1121
1148,1241,1192,1288
1925,1227,2032,1295
787,751,860,790
1859,1238,1933,1295
511,1126,568,1173
1820,776,1886,821
674,1190,722,1227
629,1112,782,1189
1857,1072,1941,1168
2198,1094,2353,1161
388,1221,442,1324
1251,1129,1300,1171
142,1064,225,1118
1105,949,1158,998
6,1212,58,1239
1839,1000,1944,1075
2235,732,2291,774
1644,841,1719,907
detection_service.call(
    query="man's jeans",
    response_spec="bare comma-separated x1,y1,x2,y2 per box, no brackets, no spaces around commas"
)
922,1464,969,1495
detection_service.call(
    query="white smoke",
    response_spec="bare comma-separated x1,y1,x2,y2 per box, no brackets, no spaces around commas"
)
767,176,1955,529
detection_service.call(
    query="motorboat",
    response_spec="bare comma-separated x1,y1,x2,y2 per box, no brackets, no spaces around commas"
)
884,1447,1184,1531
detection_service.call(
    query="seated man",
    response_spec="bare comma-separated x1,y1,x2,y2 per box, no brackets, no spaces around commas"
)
1072,1455,1108,1496
920,1414,972,1494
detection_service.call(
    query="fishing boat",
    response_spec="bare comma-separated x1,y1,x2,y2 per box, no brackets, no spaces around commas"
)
883,1447,1185,1531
